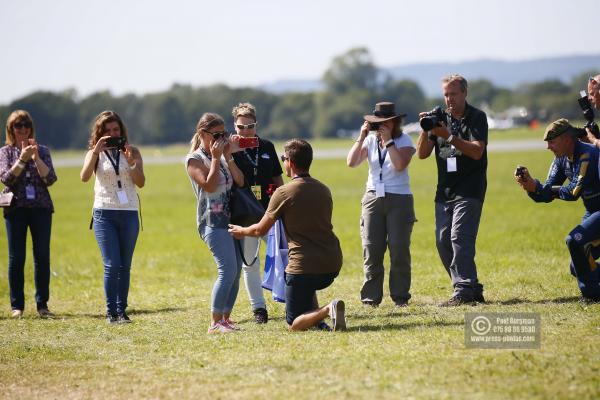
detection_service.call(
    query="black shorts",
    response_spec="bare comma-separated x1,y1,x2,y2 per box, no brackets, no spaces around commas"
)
285,272,339,325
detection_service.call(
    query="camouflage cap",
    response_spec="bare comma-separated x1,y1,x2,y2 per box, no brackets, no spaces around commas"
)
543,118,574,141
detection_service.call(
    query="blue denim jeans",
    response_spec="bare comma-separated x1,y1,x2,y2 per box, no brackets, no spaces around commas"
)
4,207,52,310
93,209,139,315
199,224,242,314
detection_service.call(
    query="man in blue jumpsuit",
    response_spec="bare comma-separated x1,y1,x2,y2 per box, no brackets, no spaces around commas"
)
515,118,600,302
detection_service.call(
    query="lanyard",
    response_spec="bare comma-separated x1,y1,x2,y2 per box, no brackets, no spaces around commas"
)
201,149,229,185
292,173,310,180
104,150,122,189
243,147,260,184
377,143,387,182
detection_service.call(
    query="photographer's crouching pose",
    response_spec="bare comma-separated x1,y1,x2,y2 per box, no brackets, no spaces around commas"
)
229,139,346,331
515,119,600,303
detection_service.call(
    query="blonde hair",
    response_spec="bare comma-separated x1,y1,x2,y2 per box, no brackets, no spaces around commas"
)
189,112,225,152
232,102,257,122
442,74,468,92
88,110,128,150
5,110,35,146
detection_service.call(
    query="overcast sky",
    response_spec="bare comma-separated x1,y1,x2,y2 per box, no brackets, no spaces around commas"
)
1,0,598,104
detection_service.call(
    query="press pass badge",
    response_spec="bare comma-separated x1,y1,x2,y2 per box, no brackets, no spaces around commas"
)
447,157,457,172
251,185,262,200
375,182,385,198
117,190,129,205
25,185,35,200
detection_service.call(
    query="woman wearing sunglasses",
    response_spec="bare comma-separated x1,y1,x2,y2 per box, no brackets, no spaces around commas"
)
186,112,245,334
80,111,145,324
0,110,57,318
230,103,283,324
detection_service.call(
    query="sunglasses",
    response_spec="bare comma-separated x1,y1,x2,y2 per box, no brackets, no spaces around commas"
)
202,129,229,140
13,121,32,129
236,123,257,130
280,154,289,162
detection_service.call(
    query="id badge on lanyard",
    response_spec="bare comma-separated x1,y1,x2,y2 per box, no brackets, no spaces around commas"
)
105,150,129,205
25,171,35,200
376,145,386,198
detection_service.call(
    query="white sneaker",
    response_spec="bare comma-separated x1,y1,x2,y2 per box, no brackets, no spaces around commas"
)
329,299,346,331
207,320,234,334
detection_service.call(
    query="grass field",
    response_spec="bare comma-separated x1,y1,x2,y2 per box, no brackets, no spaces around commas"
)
0,135,599,399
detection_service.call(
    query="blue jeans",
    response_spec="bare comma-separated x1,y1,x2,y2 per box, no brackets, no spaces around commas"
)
93,209,139,315
566,210,600,298
4,207,52,310
199,224,242,314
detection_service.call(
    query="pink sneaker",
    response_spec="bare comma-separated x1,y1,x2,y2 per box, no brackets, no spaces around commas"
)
207,320,234,334
222,318,240,331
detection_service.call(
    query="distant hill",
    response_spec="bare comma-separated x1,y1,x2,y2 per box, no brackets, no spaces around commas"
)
260,54,600,96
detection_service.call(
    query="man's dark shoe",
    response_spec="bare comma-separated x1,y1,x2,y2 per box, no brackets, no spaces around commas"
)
315,321,332,331
580,296,600,304
438,295,475,307
37,308,54,319
118,312,132,324
474,293,485,303
253,308,268,324
394,299,409,308
106,313,119,324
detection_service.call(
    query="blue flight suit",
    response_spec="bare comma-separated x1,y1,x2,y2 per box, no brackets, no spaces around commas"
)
528,140,600,299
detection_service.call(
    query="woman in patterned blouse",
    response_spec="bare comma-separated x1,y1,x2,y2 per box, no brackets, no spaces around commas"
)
0,110,57,319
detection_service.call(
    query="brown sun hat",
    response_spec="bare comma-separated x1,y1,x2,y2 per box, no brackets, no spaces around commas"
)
364,102,407,123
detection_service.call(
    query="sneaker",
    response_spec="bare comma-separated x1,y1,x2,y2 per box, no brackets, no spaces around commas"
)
253,307,268,324
117,312,132,324
438,295,475,307
11,309,23,319
474,293,486,303
329,299,347,331
37,308,54,319
362,301,379,308
106,313,119,324
222,318,240,330
207,320,234,334
315,321,332,331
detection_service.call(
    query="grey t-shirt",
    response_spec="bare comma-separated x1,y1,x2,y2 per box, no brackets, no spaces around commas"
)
185,150,232,228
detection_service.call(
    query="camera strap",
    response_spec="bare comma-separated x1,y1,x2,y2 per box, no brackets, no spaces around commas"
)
104,150,122,189
377,145,387,181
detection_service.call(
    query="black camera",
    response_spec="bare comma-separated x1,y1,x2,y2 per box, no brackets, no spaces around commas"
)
368,122,381,131
105,136,126,150
420,106,447,131
578,90,600,138
515,165,526,178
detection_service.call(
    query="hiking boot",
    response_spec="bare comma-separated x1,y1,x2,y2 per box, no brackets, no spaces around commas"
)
117,312,132,324
106,313,119,324
438,295,475,307
329,299,346,331
474,293,486,303
253,307,268,324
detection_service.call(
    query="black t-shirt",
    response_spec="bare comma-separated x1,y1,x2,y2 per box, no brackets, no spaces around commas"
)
232,137,283,209
431,103,488,203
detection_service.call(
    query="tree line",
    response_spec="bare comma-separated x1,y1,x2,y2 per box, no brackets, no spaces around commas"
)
1,47,598,149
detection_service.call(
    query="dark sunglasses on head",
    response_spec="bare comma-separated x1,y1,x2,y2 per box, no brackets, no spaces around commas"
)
13,121,32,129
236,123,257,130
280,154,289,162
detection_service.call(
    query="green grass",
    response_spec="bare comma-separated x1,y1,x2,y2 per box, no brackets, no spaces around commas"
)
0,141,599,399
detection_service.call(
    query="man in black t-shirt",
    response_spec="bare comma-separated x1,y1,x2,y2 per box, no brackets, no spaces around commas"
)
231,103,283,324
416,75,488,306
